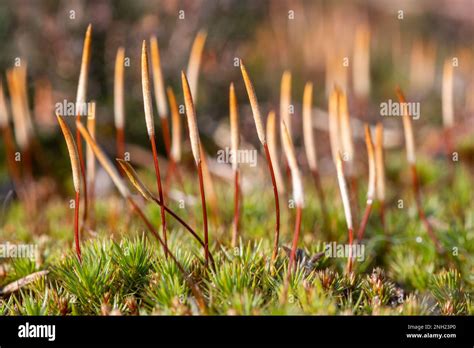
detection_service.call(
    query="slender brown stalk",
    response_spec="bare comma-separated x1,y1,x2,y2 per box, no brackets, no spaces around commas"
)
357,125,376,241
240,60,280,263
375,123,386,231
150,136,167,248
396,86,441,251
160,118,171,157
56,115,82,262
229,82,240,247
347,226,354,274
264,144,281,263
74,191,81,260
200,147,220,226
75,24,92,229
114,47,126,160
303,81,328,220
336,153,354,274
142,40,167,256
197,161,209,262
181,71,209,265
116,128,125,162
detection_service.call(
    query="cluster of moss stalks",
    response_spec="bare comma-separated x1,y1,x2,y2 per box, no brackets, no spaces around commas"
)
0,156,472,315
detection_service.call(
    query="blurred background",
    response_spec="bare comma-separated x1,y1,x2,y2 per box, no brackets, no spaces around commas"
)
0,0,473,191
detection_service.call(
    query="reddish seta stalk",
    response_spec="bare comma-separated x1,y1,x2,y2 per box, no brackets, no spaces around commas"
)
161,117,171,157
116,128,125,177
349,176,359,228
74,191,82,262
116,127,125,161
197,161,209,265
76,122,88,227
346,227,354,274
357,201,373,241
263,143,280,264
150,135,168,257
